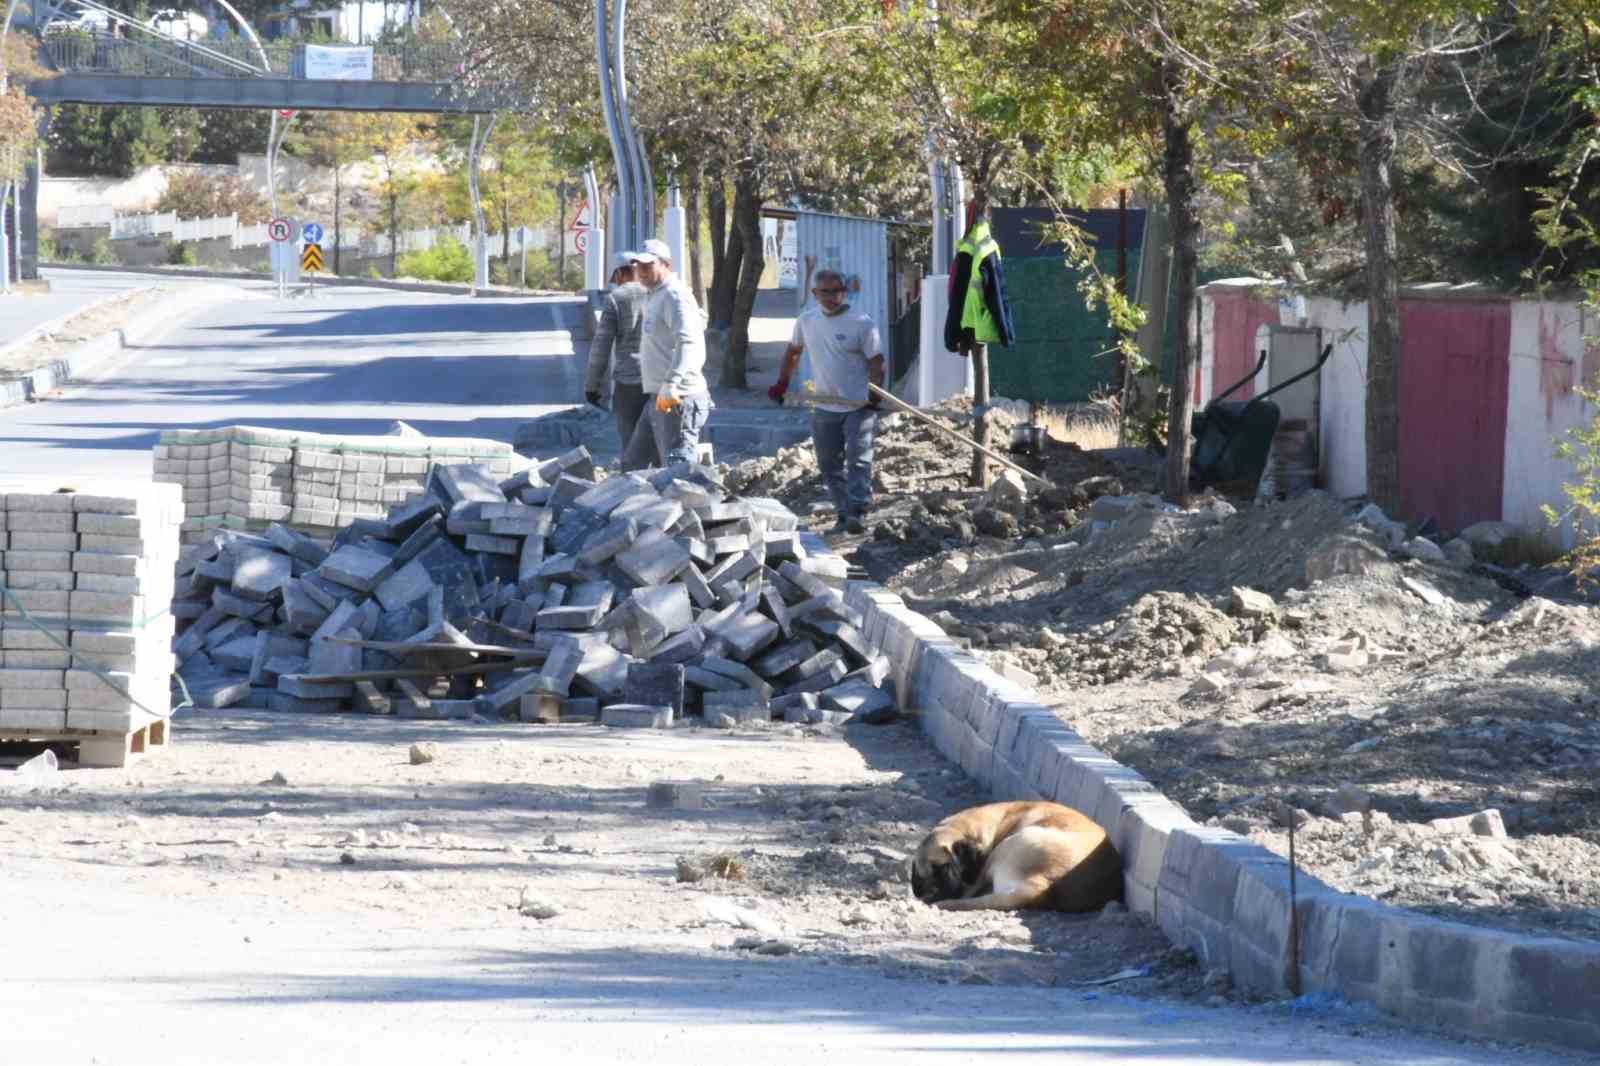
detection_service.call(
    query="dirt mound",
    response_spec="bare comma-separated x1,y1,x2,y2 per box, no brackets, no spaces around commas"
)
721,399,1142,537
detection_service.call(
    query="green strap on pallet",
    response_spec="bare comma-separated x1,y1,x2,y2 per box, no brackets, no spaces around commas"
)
0,582,192,720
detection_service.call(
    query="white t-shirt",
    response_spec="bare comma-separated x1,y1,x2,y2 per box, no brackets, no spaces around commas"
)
791,305,882,413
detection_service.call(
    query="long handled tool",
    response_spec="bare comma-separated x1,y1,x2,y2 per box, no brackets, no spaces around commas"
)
864,383,1051,486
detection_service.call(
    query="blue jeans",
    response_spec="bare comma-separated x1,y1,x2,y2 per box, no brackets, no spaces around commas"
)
812,406,878,517
623,391,712,470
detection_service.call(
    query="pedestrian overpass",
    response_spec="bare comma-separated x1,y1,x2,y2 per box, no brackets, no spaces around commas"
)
7,0,510,278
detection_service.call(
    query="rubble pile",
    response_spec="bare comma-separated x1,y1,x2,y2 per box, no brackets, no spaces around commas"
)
171,449,895,728
722,400,1142,549
154,425,525,544
0,479,182,747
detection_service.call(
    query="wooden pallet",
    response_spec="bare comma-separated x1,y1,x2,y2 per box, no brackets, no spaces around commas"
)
0,718,171,769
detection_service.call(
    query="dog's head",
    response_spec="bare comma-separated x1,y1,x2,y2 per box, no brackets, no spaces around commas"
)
911,828,984,904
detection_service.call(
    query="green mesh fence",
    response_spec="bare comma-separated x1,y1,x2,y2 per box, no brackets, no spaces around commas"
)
987,251,1138,404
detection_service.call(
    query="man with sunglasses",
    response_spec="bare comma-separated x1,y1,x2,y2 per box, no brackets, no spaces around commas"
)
771,268,885,535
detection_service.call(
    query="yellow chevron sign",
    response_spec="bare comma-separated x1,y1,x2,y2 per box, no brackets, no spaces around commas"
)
301,243,324,272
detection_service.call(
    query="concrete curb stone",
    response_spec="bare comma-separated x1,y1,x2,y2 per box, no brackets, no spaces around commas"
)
844,579,1600,1054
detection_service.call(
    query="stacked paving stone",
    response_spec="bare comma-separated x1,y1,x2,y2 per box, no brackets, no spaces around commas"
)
173,450,896,727
153,425,525,545
0,479,182,750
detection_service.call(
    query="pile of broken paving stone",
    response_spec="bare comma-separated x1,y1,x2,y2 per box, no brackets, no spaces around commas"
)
172,448,897,728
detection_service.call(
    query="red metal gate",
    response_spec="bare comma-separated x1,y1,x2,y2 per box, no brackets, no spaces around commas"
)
1207,290,1279,402
1396,297,1511,532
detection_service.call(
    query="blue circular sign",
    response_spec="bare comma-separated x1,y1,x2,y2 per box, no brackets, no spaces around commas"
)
301,222,324,245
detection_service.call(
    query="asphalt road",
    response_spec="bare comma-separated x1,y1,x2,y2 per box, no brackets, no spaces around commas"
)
0,267,169,349
0,274,586,479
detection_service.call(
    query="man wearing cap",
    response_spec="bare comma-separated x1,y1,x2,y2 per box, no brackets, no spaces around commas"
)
770,267,884,534
624,238,713,469
584,254,649,456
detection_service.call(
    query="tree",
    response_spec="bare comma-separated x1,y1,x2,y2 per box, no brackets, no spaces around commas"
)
432,114,562,266
351,112,434,276
1,33,45,188
289,112,369,274
1266,3,1551,514
155,169,269,223
862,0,1069,484
1036,0,1295,501
449,0,904,385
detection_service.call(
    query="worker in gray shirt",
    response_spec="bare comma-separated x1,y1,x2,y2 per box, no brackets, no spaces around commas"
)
772,267,883,534
584,254,649,456
624,239,713,469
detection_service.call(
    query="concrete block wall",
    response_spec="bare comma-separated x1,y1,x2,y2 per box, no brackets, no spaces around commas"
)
847,580,1600,1054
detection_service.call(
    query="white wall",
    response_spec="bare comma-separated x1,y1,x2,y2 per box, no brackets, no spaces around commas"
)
1503,300,1597,547
913,275,970,406
1303,296,1370,501
1206,286,1597,541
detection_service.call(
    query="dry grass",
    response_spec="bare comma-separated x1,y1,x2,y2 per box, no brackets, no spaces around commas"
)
1037,404,1122,451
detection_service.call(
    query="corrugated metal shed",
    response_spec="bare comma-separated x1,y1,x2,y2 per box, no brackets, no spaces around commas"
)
794,211,890,347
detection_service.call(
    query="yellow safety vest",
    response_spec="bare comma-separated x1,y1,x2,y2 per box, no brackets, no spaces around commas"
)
958,221,1004,346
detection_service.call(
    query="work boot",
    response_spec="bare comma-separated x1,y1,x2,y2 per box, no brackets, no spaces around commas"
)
845,514,866,535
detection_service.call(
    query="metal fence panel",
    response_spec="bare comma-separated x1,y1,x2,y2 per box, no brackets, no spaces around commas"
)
795,210,890,355
986,251,1137,405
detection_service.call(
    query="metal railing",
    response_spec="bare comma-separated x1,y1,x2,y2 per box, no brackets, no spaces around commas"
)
41,34,467,82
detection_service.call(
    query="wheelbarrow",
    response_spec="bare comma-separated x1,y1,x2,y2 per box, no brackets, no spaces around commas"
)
1189,342,1333,495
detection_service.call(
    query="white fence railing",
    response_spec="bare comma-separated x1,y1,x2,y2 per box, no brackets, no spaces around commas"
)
109,212,178,239
233,222,269,248
173,214,238,242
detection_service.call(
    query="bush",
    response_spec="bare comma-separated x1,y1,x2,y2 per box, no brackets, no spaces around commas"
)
154,170,270,225
168,241,198,266
37,235,57,262
88,236,116,265
396,233,474,283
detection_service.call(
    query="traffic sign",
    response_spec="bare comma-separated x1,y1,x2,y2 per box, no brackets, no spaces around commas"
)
571,199,592,232
267,217,293,243
301,243,324,272
301,222,324,245
574,230,589,254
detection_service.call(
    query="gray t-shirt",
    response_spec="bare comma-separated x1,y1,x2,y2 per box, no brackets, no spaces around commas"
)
791,305,882,412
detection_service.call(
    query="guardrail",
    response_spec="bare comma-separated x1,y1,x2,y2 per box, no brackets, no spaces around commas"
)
41,34,468,82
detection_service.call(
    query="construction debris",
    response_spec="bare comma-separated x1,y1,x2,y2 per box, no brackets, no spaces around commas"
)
171,447,892,727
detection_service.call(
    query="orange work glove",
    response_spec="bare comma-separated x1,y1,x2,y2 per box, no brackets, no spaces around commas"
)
655,392,681,413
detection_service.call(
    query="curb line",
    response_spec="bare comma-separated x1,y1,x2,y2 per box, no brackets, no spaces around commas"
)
0,284,251,411
0,285,158,367
844,580,1599,1054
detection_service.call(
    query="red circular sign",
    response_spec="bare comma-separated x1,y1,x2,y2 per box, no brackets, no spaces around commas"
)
267,218,293,242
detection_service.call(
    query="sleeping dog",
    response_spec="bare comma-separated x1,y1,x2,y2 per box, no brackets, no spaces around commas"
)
911,801,1123,912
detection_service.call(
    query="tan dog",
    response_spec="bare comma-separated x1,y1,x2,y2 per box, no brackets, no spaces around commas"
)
911,801,1123,912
